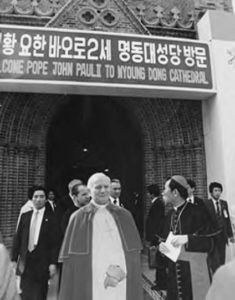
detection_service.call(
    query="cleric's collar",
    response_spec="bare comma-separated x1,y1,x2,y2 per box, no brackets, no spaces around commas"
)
90,199,108,208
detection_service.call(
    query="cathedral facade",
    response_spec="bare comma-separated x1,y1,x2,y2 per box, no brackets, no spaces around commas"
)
0,0,234,246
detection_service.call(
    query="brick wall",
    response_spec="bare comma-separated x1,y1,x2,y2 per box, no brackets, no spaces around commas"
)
0,94,207,246
0,0,210,245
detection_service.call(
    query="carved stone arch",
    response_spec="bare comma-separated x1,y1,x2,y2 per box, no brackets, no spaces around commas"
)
26,95,159,236
32,96,158,186
112,97,158,183
42,96,157,188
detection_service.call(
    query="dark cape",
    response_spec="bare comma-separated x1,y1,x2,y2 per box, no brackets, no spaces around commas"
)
59,202,143,300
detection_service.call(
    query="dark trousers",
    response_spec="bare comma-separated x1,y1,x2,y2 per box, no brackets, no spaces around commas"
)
21,252,49,300
208,235,226,275
216,240,226,266
155,251,167,290
21,275,48,300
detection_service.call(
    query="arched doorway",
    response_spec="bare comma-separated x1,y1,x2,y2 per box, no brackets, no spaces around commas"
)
46,95,144,234
0,93,207,246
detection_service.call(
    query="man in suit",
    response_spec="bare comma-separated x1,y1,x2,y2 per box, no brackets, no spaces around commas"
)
187,179,212,228
205,182,234,274
145,184,166,290
187,179,205,207
61,183,90,237
146,184,165,242
58,179,83,213
47,189,58,212
110,178,123,206
12,186,60,300
56,179,83,238
17,186,53,228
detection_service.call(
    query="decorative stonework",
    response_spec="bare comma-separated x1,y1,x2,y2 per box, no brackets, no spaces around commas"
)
78,7,97,25
0,0,66,17
194,0,232,12
100,9,119,27
77,2,119,27
128,0,233,37
0,0,234,36
136,5,195,30
88,0,108,9
46,0,149,34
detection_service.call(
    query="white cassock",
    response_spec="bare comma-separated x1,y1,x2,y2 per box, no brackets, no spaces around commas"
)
92,205,127,300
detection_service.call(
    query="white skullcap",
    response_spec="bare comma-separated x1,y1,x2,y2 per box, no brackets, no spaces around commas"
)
87,173,110,190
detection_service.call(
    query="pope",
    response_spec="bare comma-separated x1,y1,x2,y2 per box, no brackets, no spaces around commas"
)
58,172,143,300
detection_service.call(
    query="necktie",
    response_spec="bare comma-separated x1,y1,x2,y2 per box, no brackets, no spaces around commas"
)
51,202,55,211
28,210,39,252
216,200,221,216
113,199,117,205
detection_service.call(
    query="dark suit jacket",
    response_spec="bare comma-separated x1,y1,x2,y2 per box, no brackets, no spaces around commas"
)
146,197,165,244
61,204,79,238
58,195,73,213
193,196,204,206
12,207,60,280
204,199,233,244
190,196,214,228
204,198,234,274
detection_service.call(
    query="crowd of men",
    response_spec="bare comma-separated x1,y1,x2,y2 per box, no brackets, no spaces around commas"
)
0,174,234,300
10,174,143,300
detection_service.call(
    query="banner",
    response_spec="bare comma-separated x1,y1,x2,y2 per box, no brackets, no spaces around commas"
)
0,25,213,94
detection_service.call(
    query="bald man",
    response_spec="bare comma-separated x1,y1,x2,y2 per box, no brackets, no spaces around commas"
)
59,179,83,213
61,184,90,237
58,173,143,300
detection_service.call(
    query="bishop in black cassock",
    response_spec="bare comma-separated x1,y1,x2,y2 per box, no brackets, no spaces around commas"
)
159,175,215,300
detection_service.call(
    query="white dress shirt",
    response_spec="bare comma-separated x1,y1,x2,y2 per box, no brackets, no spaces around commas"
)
187,195,195,204
30,207,45,247
110,196,120,206
48,200,55,211
151,197,158,204
211,198,221,214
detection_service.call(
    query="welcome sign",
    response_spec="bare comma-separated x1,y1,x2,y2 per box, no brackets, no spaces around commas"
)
0,25,214,98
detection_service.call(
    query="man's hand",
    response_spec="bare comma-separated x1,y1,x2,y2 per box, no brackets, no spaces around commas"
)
49,264,57,278
106,265,126,282
104,274,119,289
170,235,188,247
